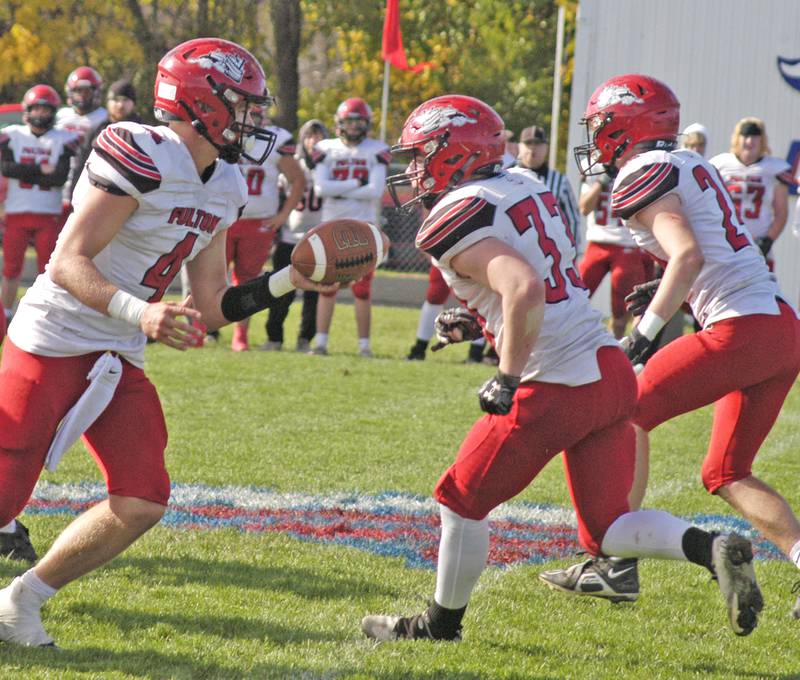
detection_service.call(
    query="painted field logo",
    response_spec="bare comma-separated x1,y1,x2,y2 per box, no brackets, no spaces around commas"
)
777,56,800,92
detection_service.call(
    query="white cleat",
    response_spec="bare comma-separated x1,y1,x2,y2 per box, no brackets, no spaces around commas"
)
711,534,764,636
0,577,55,647
361,614,403,641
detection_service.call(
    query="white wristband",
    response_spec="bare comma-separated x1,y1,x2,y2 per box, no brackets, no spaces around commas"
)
268,267,295,298
637,309,666,341
107,290,148,328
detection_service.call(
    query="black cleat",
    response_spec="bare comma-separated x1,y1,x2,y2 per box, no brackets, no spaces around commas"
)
407,344,427,361
362,609,461,642
539,556,639,603
711,533,763,636
0,521,37,564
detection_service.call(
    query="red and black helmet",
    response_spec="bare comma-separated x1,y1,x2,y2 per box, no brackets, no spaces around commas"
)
22,84,61,130
334,97,372,143
387,94,505,209
153,37,276,163
65,66,103,115
575,74,680,176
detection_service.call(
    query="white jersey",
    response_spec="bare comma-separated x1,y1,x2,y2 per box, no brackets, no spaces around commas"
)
581,176,635,246
612,149,787,328
280,156,323,244
416,171,617,386
55,106,108,204
239,127,295,219
0,124,79,214
312,137,391,223
9,122,247,368
709,152,792,239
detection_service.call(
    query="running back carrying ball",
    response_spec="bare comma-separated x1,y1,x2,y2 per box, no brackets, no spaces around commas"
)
291,218,390,285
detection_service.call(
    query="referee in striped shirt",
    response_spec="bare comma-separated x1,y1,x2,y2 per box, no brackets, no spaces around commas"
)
516,125,581,246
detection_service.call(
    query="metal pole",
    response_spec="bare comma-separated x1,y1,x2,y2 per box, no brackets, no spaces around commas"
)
379,60,390,143
549,4,566,169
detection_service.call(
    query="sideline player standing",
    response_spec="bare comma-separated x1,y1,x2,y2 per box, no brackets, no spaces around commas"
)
710,118,792,270
541,74,800,618
0,38,332,647
310,98,391,357
361,94,763,643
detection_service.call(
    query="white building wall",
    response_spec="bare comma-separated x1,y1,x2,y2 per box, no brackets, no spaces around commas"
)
568,0,800,308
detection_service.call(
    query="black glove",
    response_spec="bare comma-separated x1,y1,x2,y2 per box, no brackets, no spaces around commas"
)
431,307,484,351
624,278,662,317
478,371,520,415
619,327,655,366
357,176,369,187
755,236,773,257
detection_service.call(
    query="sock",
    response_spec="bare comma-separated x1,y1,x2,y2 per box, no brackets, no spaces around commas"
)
20,569,58,603
314,332,328,349
601,509,691,560
358,337,370,352
416,301,443,342
789,539,800,569
681,527,715,571
0,520,16,534
433,504,489,610
427,600,467,638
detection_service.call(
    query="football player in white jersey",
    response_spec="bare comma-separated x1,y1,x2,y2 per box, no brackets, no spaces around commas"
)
0,85,79,324
55,66,109,223
310,98,391,357
361,95,762,643
0,38,332,648
578,171,650,338
263,119,328,352
545,73,800,619
227,113,305,351
710,118,793,269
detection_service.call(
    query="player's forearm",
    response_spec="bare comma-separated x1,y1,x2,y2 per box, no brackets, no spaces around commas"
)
36,153,72,188
579,183,602,215
645,250,702,324
498,279,544,377
766,210,788,240
1,161,42,183
48,253,120,317
314,178,360,197
276,184,306,224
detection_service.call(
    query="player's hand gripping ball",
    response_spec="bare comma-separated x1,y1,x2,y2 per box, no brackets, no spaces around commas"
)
291,219,390,285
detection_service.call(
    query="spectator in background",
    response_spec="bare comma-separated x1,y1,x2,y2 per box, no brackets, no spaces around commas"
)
262,119,327,353
681,123,709,157
514,125,580,245
69,79,142,191
228,110,305,351
710,117,793,270
0,85,78,329
310,98,391,357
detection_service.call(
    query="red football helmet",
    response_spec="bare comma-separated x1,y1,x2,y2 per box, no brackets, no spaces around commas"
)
22,84,61,130
154,38,276,164
575,74,680,176
335,98,372,143
387,94,505,209
65,66,103,115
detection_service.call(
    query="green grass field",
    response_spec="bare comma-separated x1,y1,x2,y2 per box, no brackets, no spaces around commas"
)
2,302,800,679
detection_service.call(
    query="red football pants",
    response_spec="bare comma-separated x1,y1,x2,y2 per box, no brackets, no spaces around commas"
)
2,212,61,278
579,242,648,319
435,346,637,556
226,218,275,285
0,341,170,525
635,302,800,493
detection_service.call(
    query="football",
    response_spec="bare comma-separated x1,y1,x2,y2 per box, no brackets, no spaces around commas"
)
291,219,391,285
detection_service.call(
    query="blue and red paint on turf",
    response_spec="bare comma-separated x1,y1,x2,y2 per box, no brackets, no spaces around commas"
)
26,481,784,569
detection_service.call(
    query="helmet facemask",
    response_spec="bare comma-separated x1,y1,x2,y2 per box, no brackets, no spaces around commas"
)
25,106,56,131
387,133,449,210
574,112,628,176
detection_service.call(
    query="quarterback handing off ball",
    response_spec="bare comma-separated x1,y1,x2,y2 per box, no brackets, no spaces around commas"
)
291,219,390,285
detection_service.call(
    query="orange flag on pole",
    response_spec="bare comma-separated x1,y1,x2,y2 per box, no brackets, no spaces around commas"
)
381,0,433,72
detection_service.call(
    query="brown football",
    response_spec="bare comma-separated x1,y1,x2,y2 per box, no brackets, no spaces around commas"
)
291,219,391,285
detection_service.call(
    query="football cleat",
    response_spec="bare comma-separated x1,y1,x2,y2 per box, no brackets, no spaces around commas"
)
358,348,374,358
308,346,328,356
406,345,426,361
295,339,311,353
711,533,763,636
0,577,55,647
257,340,282,352
0,521,38,564
539,556,639,603
361,610,461,642
791,582,800,619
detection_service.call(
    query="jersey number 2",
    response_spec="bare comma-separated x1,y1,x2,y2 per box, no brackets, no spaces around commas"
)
692,166,750,252
140,233,198,302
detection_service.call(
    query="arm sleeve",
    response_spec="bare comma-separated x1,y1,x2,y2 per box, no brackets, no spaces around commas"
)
0,137,43,183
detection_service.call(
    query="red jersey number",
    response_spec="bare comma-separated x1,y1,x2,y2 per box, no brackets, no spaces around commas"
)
245,167,265,196
140,232,199,302
693,166,750,252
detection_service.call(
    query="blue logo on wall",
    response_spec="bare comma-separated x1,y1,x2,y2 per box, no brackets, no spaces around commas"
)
777,56,800,92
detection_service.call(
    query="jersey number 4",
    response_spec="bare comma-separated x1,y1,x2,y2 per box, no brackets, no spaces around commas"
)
140,233,198,302
505,193,585,303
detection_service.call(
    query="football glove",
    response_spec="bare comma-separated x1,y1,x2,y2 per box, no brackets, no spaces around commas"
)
755,236,773,257
624,278,662,317
431,307,484,352
619,327,656,366
478,371,520,416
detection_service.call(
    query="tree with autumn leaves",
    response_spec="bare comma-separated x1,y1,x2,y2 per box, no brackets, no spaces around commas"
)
0,0,577,167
